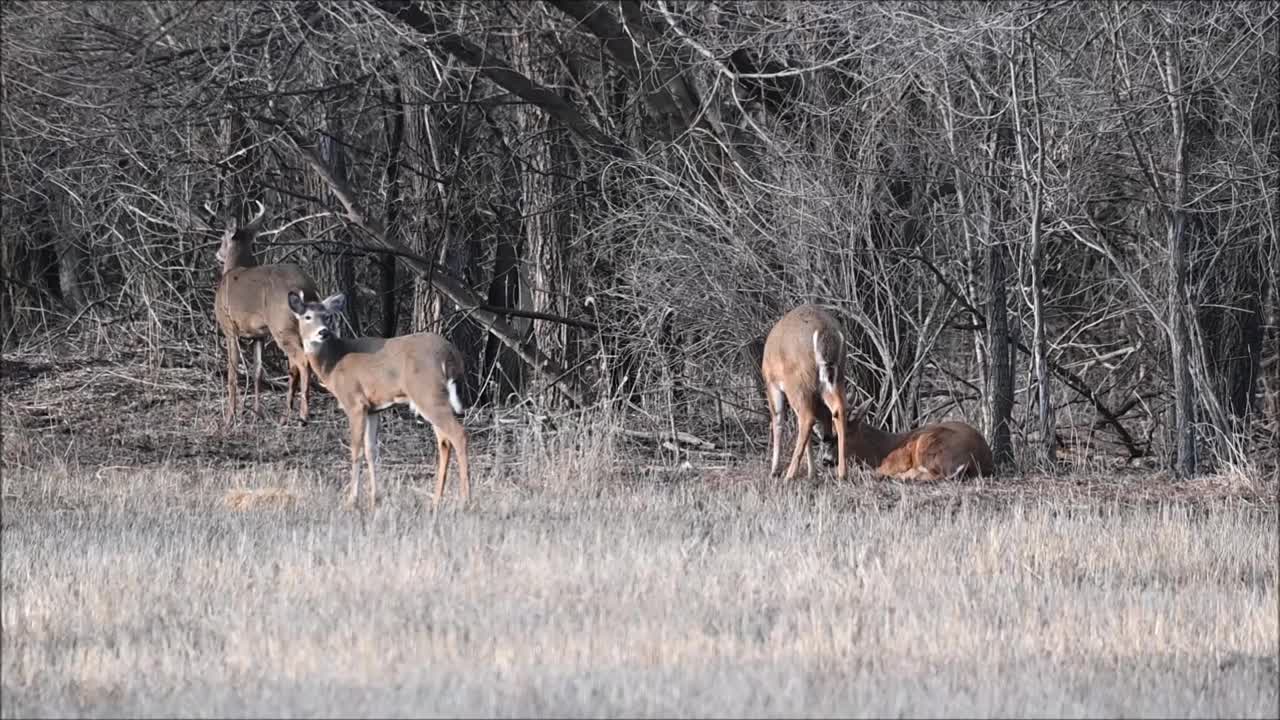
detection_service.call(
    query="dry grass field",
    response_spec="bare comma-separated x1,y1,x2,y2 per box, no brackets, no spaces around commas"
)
2,345,1277,718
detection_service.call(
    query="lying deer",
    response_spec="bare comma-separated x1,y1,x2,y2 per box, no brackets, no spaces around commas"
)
761,304,849,481
214,200,319,426
288,291,471,510
830,397,995,481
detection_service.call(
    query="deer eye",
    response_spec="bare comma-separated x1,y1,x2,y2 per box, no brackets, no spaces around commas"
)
304,314,312,321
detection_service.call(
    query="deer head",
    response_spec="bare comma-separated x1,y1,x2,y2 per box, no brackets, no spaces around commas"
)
288,290,347,351
214,200,267,273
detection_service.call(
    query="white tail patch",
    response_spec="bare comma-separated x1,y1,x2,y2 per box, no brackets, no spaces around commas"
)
447,378,463,416
813,329,836,394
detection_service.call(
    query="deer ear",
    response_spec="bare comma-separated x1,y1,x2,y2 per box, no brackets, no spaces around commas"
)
287,290,306,315
323,292,346,313
849,397,874,423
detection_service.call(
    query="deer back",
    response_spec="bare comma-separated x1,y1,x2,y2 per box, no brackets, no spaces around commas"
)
316,332,465,414
761,304,846,394
216,264,318,337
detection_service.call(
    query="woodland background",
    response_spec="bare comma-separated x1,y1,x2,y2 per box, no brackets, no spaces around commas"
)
2,0,1277,479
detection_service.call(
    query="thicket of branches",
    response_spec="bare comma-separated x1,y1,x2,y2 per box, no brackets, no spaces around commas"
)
2,1,1276,477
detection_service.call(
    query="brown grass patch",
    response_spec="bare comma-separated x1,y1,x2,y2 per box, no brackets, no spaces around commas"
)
222,487,300,511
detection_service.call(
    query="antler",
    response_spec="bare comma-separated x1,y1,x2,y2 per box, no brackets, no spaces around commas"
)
190,200,220,230
243,199,266,232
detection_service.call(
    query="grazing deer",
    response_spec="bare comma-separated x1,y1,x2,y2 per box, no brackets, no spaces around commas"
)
761,304,849,481
213,200,319,426
287,291,471,510
836,397,995,481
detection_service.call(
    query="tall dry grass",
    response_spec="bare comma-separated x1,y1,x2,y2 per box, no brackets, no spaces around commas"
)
2,348,1277,717
2,432,1276,716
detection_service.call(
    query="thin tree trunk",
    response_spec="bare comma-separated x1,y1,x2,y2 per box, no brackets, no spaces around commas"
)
53,189,86,312
1162,38,1196,477
323,110,361,334
1010,34,1055,466
937,73,990,434
378,74,405,338
987,231,1015,469
483,216,524,405
983,46,1016,470
512,9,569,407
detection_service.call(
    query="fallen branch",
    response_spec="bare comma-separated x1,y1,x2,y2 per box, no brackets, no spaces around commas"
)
618,427,717,450
276,123,589,407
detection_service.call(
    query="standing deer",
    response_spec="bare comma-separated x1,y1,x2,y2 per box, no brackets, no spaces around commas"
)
213,200,319,426
287,291,471,510
835,397,995,481
761,304,849,481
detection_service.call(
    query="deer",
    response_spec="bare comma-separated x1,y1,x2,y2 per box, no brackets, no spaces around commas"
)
761,304,850,482
832,397,996,481
287,291,471,511
213,200,319,427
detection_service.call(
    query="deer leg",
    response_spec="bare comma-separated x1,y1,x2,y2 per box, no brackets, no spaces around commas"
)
766,383,785,477
434,433,452,511
442,417,470,507
363,413,380,512
824,390,848,482
224,333,241,428
284,362,298,420
297,357,311,423
416,399,468,509
784,407,816,482
272,329,310,424
346,408,367,508
252,340,264,418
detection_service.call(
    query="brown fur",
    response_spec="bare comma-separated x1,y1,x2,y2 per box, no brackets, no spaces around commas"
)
213,201,318,426
840,400,995,481
761,304,849,481
290,292,470,511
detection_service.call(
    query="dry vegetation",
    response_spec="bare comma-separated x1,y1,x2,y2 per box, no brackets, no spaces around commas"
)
3,2,1277,716
2,344,1276,718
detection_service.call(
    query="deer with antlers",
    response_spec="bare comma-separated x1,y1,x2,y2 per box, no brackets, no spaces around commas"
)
213,200,319,427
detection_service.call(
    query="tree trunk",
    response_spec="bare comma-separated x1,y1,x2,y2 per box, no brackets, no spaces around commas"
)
512,9,570,408
1162,39,1196,477
323,109,361,335
987,234,1015,469
1010,35,1056,467
483,217,525,405
937,72,991,434
378,73,406,338
52,188,86,312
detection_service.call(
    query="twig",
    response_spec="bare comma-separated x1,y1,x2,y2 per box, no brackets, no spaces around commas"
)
618,427,717,451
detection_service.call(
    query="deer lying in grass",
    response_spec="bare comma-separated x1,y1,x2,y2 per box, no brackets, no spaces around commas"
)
829,397,995,481
213,200,319,426
288,291,471,511
761,304,849,481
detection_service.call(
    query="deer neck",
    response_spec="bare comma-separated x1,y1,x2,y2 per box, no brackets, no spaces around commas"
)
306,337,353,384
849,420,906,467
221,249,259,276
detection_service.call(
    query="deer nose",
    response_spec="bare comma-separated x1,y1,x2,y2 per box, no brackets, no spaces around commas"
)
317,328,332,340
